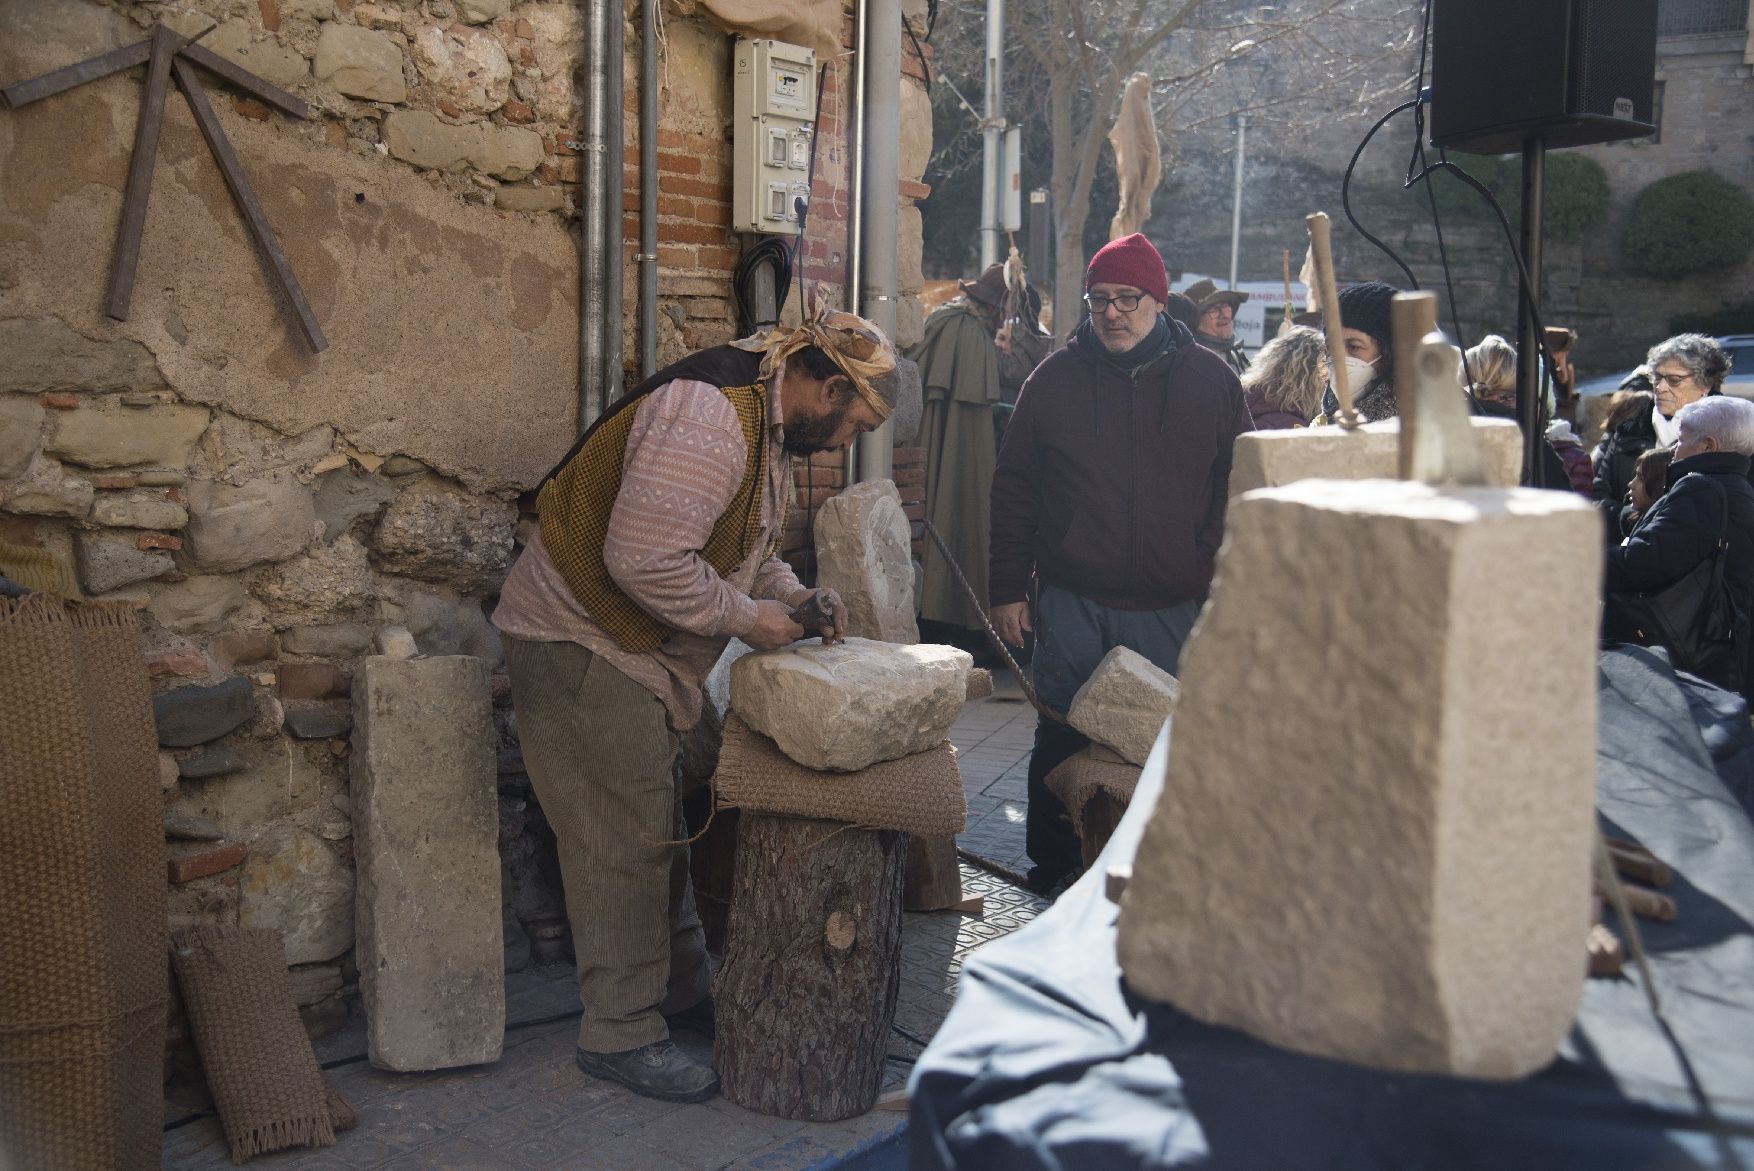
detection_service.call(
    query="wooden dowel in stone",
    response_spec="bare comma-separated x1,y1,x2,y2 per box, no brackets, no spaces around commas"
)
1393,292,1438,480
1306,212,1355,426
715,813,907,1121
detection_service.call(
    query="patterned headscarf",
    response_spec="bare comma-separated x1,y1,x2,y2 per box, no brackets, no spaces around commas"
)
732,293,897,421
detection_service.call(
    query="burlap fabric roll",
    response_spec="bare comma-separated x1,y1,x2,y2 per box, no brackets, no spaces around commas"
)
0,596,166,1170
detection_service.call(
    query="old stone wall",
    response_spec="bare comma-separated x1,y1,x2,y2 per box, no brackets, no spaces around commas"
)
0,0,930,1060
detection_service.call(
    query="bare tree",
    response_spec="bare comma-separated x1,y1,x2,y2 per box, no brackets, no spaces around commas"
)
1005,0,1417,339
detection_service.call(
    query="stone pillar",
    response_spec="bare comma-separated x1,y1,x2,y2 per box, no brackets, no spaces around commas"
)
351,655,503,1071
1117,479,1600,1079
814,480,920,644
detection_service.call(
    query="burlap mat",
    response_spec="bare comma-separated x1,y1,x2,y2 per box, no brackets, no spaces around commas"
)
713,714,966,836
1045,747,1142,836
0,595,165,1170
170,926,336,1165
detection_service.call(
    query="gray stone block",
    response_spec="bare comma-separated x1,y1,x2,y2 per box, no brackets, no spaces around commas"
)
153,677,255,748
75,532,173,594
352,655,503,1071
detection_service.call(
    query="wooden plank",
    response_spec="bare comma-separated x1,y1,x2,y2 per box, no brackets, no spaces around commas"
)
171,56,327,353
0,39,150,109
105,26,182,323
177,40,309,120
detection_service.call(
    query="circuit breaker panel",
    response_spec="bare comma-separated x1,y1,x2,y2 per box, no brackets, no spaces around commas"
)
731,38,816,234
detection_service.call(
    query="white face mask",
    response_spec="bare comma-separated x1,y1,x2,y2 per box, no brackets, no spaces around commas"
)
1651,401,1681,447
1343,356,1378,392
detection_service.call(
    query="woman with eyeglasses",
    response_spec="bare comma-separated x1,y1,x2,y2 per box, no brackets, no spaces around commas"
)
1647,333,1733,447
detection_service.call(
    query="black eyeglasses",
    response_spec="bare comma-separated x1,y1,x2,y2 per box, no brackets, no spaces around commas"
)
1085,292,1144,314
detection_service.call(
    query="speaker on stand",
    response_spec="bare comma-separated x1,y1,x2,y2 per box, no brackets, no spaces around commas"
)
1429,0,1658,486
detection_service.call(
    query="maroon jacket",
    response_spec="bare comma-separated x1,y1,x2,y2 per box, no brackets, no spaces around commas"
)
989,317,1252,611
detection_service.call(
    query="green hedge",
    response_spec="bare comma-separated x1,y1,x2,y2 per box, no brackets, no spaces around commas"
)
1623,170,1754,280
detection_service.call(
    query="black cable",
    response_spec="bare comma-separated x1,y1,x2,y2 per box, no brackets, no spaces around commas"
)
1339,98,1422,289
733,236,793,334
905,17,932,97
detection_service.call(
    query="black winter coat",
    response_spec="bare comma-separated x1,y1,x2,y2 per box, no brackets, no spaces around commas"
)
1607,451,1754,611
1593,413,1658,511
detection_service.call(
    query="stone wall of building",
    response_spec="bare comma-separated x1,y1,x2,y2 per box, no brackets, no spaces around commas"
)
0,0,930,1055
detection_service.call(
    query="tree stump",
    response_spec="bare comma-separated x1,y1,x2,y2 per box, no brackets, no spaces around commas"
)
903,832,963,911
715,813,907,1120
1081,789,1130,869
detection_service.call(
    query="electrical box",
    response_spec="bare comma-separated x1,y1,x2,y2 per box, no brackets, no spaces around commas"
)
732,38,816,235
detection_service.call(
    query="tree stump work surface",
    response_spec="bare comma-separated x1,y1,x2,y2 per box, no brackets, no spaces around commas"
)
714,812,908,1121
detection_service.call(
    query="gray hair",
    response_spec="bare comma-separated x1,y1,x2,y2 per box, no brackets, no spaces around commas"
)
1647,333,1732,393
1676,395,1754,456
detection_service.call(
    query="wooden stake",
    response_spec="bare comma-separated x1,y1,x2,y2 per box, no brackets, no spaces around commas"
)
1392,292,1437,479
1305,213,1355,427
105,25,183,323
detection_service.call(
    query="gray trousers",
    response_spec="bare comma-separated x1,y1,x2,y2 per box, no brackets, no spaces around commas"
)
503,635,710,1053
1025,583,1202,876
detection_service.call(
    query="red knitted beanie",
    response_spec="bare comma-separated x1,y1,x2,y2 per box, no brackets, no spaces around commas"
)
1085,233,1169,305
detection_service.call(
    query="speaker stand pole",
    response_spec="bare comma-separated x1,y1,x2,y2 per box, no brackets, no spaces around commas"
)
1516,134,1547,487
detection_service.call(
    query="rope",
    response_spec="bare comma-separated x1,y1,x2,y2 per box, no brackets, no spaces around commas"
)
919,518,1068,727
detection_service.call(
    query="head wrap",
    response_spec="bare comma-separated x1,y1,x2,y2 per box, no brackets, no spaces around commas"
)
732,292,898,421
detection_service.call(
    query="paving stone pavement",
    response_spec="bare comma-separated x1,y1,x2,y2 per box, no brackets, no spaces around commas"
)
160,690,1044,1171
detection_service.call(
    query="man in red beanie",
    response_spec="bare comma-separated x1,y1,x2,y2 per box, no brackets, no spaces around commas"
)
988,232,1252,895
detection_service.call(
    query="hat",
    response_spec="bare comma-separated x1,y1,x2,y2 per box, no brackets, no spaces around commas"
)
959,263,1007,309
1183,279,1248,313
1334,280,1399,354
1085,233,1168,305
732,291,899,420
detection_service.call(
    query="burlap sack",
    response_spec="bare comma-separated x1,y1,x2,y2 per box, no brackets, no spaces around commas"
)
0,596,165,1171
171,926,336,1165
713,714,966,837
1044,747,1141,836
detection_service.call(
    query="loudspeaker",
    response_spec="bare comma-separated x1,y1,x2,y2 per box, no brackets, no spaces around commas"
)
1430,0,1658,154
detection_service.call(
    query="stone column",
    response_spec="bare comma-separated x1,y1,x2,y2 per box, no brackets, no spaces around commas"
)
351,655,503,1071
1117,478,1600,1079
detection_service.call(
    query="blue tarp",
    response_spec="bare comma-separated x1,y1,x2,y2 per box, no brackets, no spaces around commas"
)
910,647,1754,1170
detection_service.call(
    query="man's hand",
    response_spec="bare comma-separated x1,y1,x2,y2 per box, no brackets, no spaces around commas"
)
745,600,805,650
992,601,1032,648
786,587,848,645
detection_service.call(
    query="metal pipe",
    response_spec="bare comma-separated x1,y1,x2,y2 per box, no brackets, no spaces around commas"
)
638,0,658,378
578,0,612,431
849,0,869,315
602,0,626,401
854,0,900,483
1517,136,1546,486
1227,113,1246,290
978,0,1004,269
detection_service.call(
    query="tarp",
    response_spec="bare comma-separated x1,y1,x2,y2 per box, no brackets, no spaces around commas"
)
911,645,1754,1170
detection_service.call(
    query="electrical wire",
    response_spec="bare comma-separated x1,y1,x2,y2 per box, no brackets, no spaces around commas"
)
733,235,793,334
1339,98,1422,289
905,16,932,97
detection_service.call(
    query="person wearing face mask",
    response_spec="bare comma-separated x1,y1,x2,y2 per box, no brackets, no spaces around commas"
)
1313,280,1401,423
988,233,1252,895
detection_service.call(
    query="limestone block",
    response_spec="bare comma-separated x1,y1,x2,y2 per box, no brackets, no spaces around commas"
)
44,400,209,469
352,655,503,1070
1116,479,1601,1079
76,532,173,594
0,318,166,395
206,19,309,90
375,625,419,659
413,25,512,112
313,24,407,103
0,395,43,478
1,454,91,519
1067,647,1180,766
90,490,187,530
184,472,315,573
730,638,972,772
965,667,993,701
899,78,932,185
1227,417,1522,498
313,467,394,544
815,481,919,644
283,623,374,656
239,824,354,965
383,110,545,180
148,576,247,634
495,186,567,213
372,478,515,592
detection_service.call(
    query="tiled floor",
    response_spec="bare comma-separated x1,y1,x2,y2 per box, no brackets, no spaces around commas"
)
160,688,1044,1171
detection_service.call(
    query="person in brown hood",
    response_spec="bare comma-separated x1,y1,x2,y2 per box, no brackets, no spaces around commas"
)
988,233,1252,894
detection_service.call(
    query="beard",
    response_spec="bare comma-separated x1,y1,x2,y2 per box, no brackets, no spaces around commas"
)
782,404,851,456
